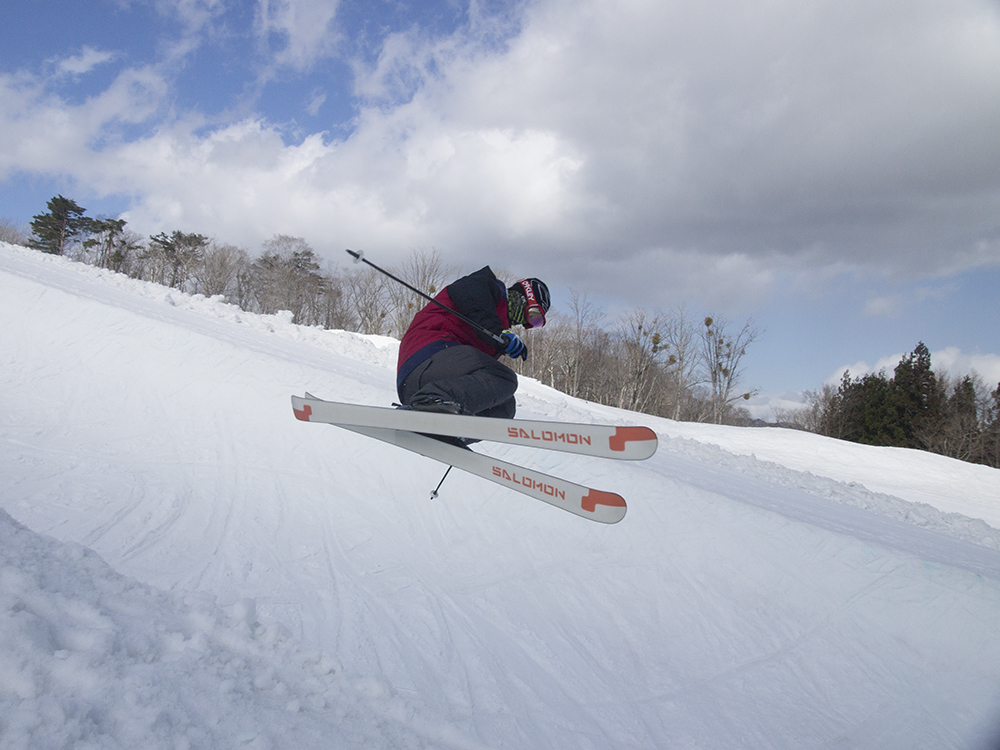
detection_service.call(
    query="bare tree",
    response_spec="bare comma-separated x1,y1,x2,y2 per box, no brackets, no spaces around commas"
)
561,291,605,399
346,265,393,335
612,309,667,413
317,269,355,330
983,383,1000,468
774,385,837,432
0,218,27,245
16,192,777,430
916,371,996,463
660,305,700,421
520,312,587,391
192,242,249,299
387,249,453,339
700,315,760,424
134,239,169,285
246,235,329,324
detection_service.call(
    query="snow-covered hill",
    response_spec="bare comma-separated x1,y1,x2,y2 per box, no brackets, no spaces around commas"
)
2,242,1000,749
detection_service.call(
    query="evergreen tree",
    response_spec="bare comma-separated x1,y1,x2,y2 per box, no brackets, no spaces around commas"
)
29,195,90,255
82,218,133,270
982,383,1000,468
935,375,981,461
843,370,905,446
148,230,209,289
811,343,999,469
891,342,941,448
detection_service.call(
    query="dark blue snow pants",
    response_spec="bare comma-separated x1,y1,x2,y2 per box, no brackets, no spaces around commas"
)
398,345,518,419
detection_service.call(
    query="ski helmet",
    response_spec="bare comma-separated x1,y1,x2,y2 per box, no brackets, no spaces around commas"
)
508,278,550,328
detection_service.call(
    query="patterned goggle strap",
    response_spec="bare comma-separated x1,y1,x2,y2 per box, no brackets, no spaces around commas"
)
519,279,546,329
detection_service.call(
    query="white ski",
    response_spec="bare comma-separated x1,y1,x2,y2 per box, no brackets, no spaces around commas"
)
338,423,628,524
291,395,657,460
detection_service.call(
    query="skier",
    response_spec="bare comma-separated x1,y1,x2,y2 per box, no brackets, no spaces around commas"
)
396,267,550,420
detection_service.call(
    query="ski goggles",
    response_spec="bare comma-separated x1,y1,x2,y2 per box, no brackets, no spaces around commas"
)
519,279,547,329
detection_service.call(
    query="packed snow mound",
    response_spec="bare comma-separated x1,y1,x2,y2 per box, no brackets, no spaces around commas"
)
0,509,476,749
4,242,1000,749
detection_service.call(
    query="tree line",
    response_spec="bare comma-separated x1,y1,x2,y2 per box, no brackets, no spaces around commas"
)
513,301,760,425
7,195,763,426
783,342,1000,469
12,195,1000,469
12,195,1000,468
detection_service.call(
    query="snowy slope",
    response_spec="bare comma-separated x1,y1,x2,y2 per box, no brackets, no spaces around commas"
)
651,418,1000,530
3,242,1000,749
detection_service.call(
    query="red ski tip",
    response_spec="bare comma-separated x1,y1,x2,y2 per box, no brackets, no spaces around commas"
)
580,489,626,513
293,404,313,421
608,426,656,452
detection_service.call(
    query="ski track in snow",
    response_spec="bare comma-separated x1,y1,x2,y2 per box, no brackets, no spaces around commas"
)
3,243,1000,749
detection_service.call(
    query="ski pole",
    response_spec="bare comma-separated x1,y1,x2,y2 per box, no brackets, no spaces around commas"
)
345,249,507,347
430,465,453,499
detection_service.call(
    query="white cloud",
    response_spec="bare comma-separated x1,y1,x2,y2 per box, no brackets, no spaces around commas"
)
148,0,229,64
862,283,957,318
257,0,342,71
862,296,899,318
930,347,1000,386
54,47,115,76
352,29,434,106
157,0,226,32
329,0,1000,287
304,88,326,116
0,66,168,180
107,118,428,249
3,0,1000,314
827,347,1000,386
745,391,807,422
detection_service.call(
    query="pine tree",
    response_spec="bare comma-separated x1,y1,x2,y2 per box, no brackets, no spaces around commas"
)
82,218,132,270
891,342,942,449
148,230,208,289
981,383,1000,468
936,375,980,461
29,195,90,255
845,371,904,446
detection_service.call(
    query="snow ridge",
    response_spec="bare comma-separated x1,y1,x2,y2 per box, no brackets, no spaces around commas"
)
662,435,1000,551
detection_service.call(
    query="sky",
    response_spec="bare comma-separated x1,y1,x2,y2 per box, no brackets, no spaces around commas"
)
1,0,1000,399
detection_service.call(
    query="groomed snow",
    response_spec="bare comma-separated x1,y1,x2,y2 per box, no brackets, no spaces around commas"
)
2,242,1000,749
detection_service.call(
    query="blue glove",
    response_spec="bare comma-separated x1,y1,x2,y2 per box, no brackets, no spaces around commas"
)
501,331,527,360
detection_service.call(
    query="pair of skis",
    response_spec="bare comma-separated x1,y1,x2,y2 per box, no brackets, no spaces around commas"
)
290,395,658,524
